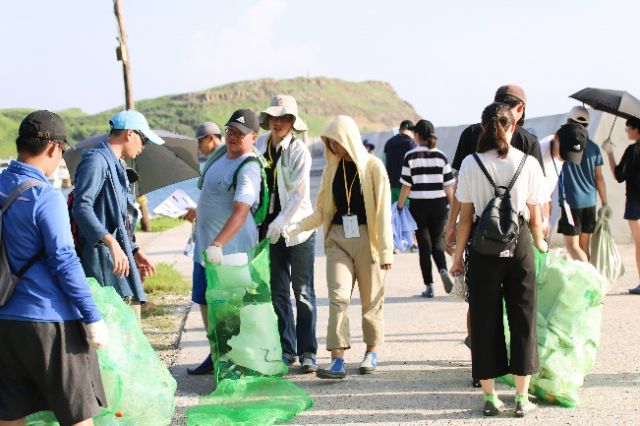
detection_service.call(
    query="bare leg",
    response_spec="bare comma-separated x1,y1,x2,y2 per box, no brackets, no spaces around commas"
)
628,220,640,281
366,345,377,353
0,418,26,426
480,378,495,395
514,375,531,395
578,232,592,260
563,235,588,262
331,348,345,359
198,303,208,331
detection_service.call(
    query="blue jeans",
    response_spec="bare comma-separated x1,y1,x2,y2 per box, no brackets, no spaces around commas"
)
270,233,318,359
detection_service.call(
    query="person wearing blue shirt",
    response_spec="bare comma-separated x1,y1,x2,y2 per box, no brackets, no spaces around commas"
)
0,110,108,426
72,110,162,322
557,107,608,262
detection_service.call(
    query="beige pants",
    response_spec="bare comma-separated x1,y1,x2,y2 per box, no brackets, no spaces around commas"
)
325,224,385,350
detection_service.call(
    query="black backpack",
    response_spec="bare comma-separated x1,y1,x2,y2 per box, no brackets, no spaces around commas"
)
0,179,45,307
471,153,528,257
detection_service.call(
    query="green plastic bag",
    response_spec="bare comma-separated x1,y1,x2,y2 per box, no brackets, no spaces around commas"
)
590,206,624,287
186,376,313,426
27,279,177,426
499,249,606,407
204,239,287,382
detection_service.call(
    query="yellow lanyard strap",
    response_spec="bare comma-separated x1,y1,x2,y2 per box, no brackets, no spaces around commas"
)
267,139,278,191
342,158,358,215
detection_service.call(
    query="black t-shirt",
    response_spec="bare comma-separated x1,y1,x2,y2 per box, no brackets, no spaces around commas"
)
332,159,367,225
384,133,416,188
614,141,640,202
259,142,282,238
451,124,545,175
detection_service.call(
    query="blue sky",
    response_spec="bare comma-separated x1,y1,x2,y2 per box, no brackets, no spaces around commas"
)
1,0,638,125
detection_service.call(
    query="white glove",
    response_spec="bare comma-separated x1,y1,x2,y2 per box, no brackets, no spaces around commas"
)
205,244,224,264
282,223,302,239
86,319,109,349
601,138,614,154
266,217,286,244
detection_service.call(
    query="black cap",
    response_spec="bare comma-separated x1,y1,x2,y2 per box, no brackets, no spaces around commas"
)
557,123,588,164
225,109,260,135
18,110,67,142
410,119,435,139
399,120,414,131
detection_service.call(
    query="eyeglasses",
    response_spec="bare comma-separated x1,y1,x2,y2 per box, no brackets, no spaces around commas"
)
133,130,148,145
225,127,246,139
50,140,70,154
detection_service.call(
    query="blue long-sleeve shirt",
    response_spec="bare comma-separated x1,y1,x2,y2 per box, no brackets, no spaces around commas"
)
0,161,101,323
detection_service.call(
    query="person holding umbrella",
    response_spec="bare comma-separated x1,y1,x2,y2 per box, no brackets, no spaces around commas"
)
603,117,640,294
72,110,161,321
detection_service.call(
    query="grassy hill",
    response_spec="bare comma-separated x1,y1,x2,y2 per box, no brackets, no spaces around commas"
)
0,77,420,158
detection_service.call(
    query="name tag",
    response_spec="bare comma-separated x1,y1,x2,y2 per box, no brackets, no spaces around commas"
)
562,201,575,227
342,215,360,238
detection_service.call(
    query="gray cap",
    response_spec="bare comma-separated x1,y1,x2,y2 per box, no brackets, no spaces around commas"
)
195,122,221,140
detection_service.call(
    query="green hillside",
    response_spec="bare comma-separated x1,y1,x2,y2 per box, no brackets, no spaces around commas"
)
0,77,420,158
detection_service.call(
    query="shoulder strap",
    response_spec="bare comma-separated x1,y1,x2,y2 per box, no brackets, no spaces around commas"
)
198,146,228,190
505,154,529,192
1,179,46,279
472,153,499,196
1,179,44,212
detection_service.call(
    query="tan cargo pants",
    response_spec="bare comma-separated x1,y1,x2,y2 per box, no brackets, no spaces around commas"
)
324,224,385,350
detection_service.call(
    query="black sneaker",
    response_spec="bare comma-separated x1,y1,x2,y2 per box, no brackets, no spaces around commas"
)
187,354,214,375
514,394,536,417
482,393,504,416
421,285,434,298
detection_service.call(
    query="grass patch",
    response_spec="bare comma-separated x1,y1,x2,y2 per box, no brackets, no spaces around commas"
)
141,263,192,363
136,215,185,233
144,263,191,295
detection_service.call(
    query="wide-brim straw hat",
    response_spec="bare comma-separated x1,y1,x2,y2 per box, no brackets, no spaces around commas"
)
259,94,308,132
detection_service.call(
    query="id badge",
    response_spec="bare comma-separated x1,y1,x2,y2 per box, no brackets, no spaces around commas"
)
562,202,575,227
342,215,360,238
269,193,276,214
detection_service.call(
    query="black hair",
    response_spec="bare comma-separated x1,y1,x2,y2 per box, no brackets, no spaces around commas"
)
109,129,127,137
477,102,515,158
15,136,50,156
626,117,640,131
415,132,438,149
494,94,525,126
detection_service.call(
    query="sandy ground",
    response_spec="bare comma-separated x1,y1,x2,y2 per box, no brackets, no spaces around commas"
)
138,222,639,425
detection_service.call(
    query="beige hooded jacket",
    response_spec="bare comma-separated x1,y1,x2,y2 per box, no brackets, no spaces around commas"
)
298,115,394,265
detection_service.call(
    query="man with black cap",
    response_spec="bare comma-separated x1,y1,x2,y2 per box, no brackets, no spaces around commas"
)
383,119,416,203
0,111,108,425
556,107,608,262
188,109,262,375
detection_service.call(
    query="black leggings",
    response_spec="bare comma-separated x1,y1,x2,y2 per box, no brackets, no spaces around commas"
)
466,225,539,380
409,197,449,286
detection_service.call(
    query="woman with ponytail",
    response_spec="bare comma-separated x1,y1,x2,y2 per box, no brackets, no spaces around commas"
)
450,102,547,417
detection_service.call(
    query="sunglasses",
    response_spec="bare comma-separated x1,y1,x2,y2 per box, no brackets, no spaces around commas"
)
133,130,148,145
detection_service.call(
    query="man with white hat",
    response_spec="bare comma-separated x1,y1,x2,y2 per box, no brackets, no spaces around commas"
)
256,95,318,373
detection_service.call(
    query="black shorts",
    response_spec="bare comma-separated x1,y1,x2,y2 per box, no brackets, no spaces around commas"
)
557,205,596,236
0,320,106,425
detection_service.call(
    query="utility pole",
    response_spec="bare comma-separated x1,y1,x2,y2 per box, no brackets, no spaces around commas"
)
113,0,151,231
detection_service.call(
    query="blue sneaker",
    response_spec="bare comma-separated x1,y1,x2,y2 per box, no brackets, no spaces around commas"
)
187,354,214,375
316,358,346,379
300,353,318,374
359,352,377,374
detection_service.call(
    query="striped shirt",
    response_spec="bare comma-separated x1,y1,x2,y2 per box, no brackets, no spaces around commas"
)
400,147,455,199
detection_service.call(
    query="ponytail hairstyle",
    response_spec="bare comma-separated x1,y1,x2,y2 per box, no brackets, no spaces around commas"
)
477,102,514,158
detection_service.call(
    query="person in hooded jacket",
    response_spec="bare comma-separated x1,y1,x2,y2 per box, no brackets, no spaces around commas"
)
284,115,393,379
256,95,318,373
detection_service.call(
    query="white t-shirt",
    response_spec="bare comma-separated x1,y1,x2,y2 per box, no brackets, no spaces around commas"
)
539,134,564,202
456,148,546,219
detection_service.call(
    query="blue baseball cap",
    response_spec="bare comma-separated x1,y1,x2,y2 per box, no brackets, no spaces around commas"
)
109,110,165,145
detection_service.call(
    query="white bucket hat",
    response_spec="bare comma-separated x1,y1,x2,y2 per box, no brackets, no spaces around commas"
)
259,94,308,132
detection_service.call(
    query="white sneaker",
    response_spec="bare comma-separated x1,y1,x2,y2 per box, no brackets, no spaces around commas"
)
359,352,377,374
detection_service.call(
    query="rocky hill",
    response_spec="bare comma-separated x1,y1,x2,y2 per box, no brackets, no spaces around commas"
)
0,77,420,157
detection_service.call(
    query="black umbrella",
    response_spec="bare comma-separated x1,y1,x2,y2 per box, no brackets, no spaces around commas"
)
64,129,200,195
570,87,640,121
